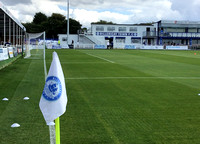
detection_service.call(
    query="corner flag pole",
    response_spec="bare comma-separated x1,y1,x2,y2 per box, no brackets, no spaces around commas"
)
43,31,56,144
55,117,61,144
43,31,47,79
40,51,68,144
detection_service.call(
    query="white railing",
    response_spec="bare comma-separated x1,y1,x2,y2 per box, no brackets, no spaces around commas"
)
143,31,157,37
115,43,126,49
84,35,104,45
75,44,95,49
114,43,141,49
162,32,200,37
79,35,94,44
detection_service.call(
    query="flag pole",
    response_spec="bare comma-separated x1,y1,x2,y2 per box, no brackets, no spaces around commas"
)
67,0,69,45
43,31,56,144
55,117,61,144
40,51,67,144
49,125,56,144
43,31,47,79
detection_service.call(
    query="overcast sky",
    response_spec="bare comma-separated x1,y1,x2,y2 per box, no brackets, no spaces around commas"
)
1,0,200,28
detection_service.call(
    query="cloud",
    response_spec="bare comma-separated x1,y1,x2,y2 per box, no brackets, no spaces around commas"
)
127,0,183,23
71,9,129,27
6,0,67,23
2,0,199,28
170,0,200,20
0,0,31,6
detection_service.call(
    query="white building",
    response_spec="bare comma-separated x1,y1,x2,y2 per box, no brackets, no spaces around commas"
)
89,23,157,49
58,20,200,50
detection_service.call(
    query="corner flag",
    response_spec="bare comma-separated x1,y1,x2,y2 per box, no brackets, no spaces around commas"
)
39,52,67,124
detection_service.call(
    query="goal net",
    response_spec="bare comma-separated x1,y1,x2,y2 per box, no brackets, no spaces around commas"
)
25,31,47,79
25,32,45,59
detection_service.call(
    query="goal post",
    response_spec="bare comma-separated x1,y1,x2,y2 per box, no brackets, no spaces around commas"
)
25,31,47,80
25,31,46,59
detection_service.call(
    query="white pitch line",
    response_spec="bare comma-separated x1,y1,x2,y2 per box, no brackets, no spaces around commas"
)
59,61,108,64
65,76,200,80
84,53,115,63
31,54,42,55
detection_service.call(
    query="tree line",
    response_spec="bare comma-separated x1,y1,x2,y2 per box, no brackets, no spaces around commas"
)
22,12,82,39
22,12,119,39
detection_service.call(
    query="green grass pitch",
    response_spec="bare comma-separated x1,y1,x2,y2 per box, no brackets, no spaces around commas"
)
1,49,200,143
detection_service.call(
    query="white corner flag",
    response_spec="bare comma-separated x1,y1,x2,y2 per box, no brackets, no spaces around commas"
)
39,52,67,124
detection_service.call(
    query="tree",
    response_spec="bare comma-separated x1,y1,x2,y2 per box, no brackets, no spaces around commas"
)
22,22,43,33
33,12,47,25
23,12,47,33
92,20,115,24
46,13,67,39
23,12,82,39
68,18,82,34
81,27,88,33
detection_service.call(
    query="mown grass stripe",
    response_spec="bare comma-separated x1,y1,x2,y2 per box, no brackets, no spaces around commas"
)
79,87,121,144
0,55,21,70
1,49,200,143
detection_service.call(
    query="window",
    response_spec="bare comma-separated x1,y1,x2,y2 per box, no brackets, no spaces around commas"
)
129,27,137,32
166,28,176,32
166,28,185,32
176,28,185,32
131,39,141,44
116,37,125,43
192,40,198,44
96,26,104,31
188,28,197,33
62,37,67,41
118,27,126,32
107,27,115,31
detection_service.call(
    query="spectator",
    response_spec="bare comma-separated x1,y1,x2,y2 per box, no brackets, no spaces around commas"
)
107,41,110,49
5,40,11,47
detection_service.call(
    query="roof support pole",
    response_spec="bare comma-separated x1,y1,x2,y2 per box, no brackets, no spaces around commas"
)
13,22,15,46
19,27,20,45
16,25,18,45
20,27,21,45
9,18,11,44
21,28,24,57
4,13,6,44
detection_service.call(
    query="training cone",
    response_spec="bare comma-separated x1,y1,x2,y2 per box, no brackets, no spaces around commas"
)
2,98,9,101
11,123,20,128
23,97,30,100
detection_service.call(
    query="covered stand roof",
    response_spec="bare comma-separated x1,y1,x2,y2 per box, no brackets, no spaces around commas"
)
0,1,26,31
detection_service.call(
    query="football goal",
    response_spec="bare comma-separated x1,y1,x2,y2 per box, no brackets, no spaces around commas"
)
25,32,46,59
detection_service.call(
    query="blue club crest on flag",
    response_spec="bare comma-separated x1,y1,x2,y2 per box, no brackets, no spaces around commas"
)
42,76,62,101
